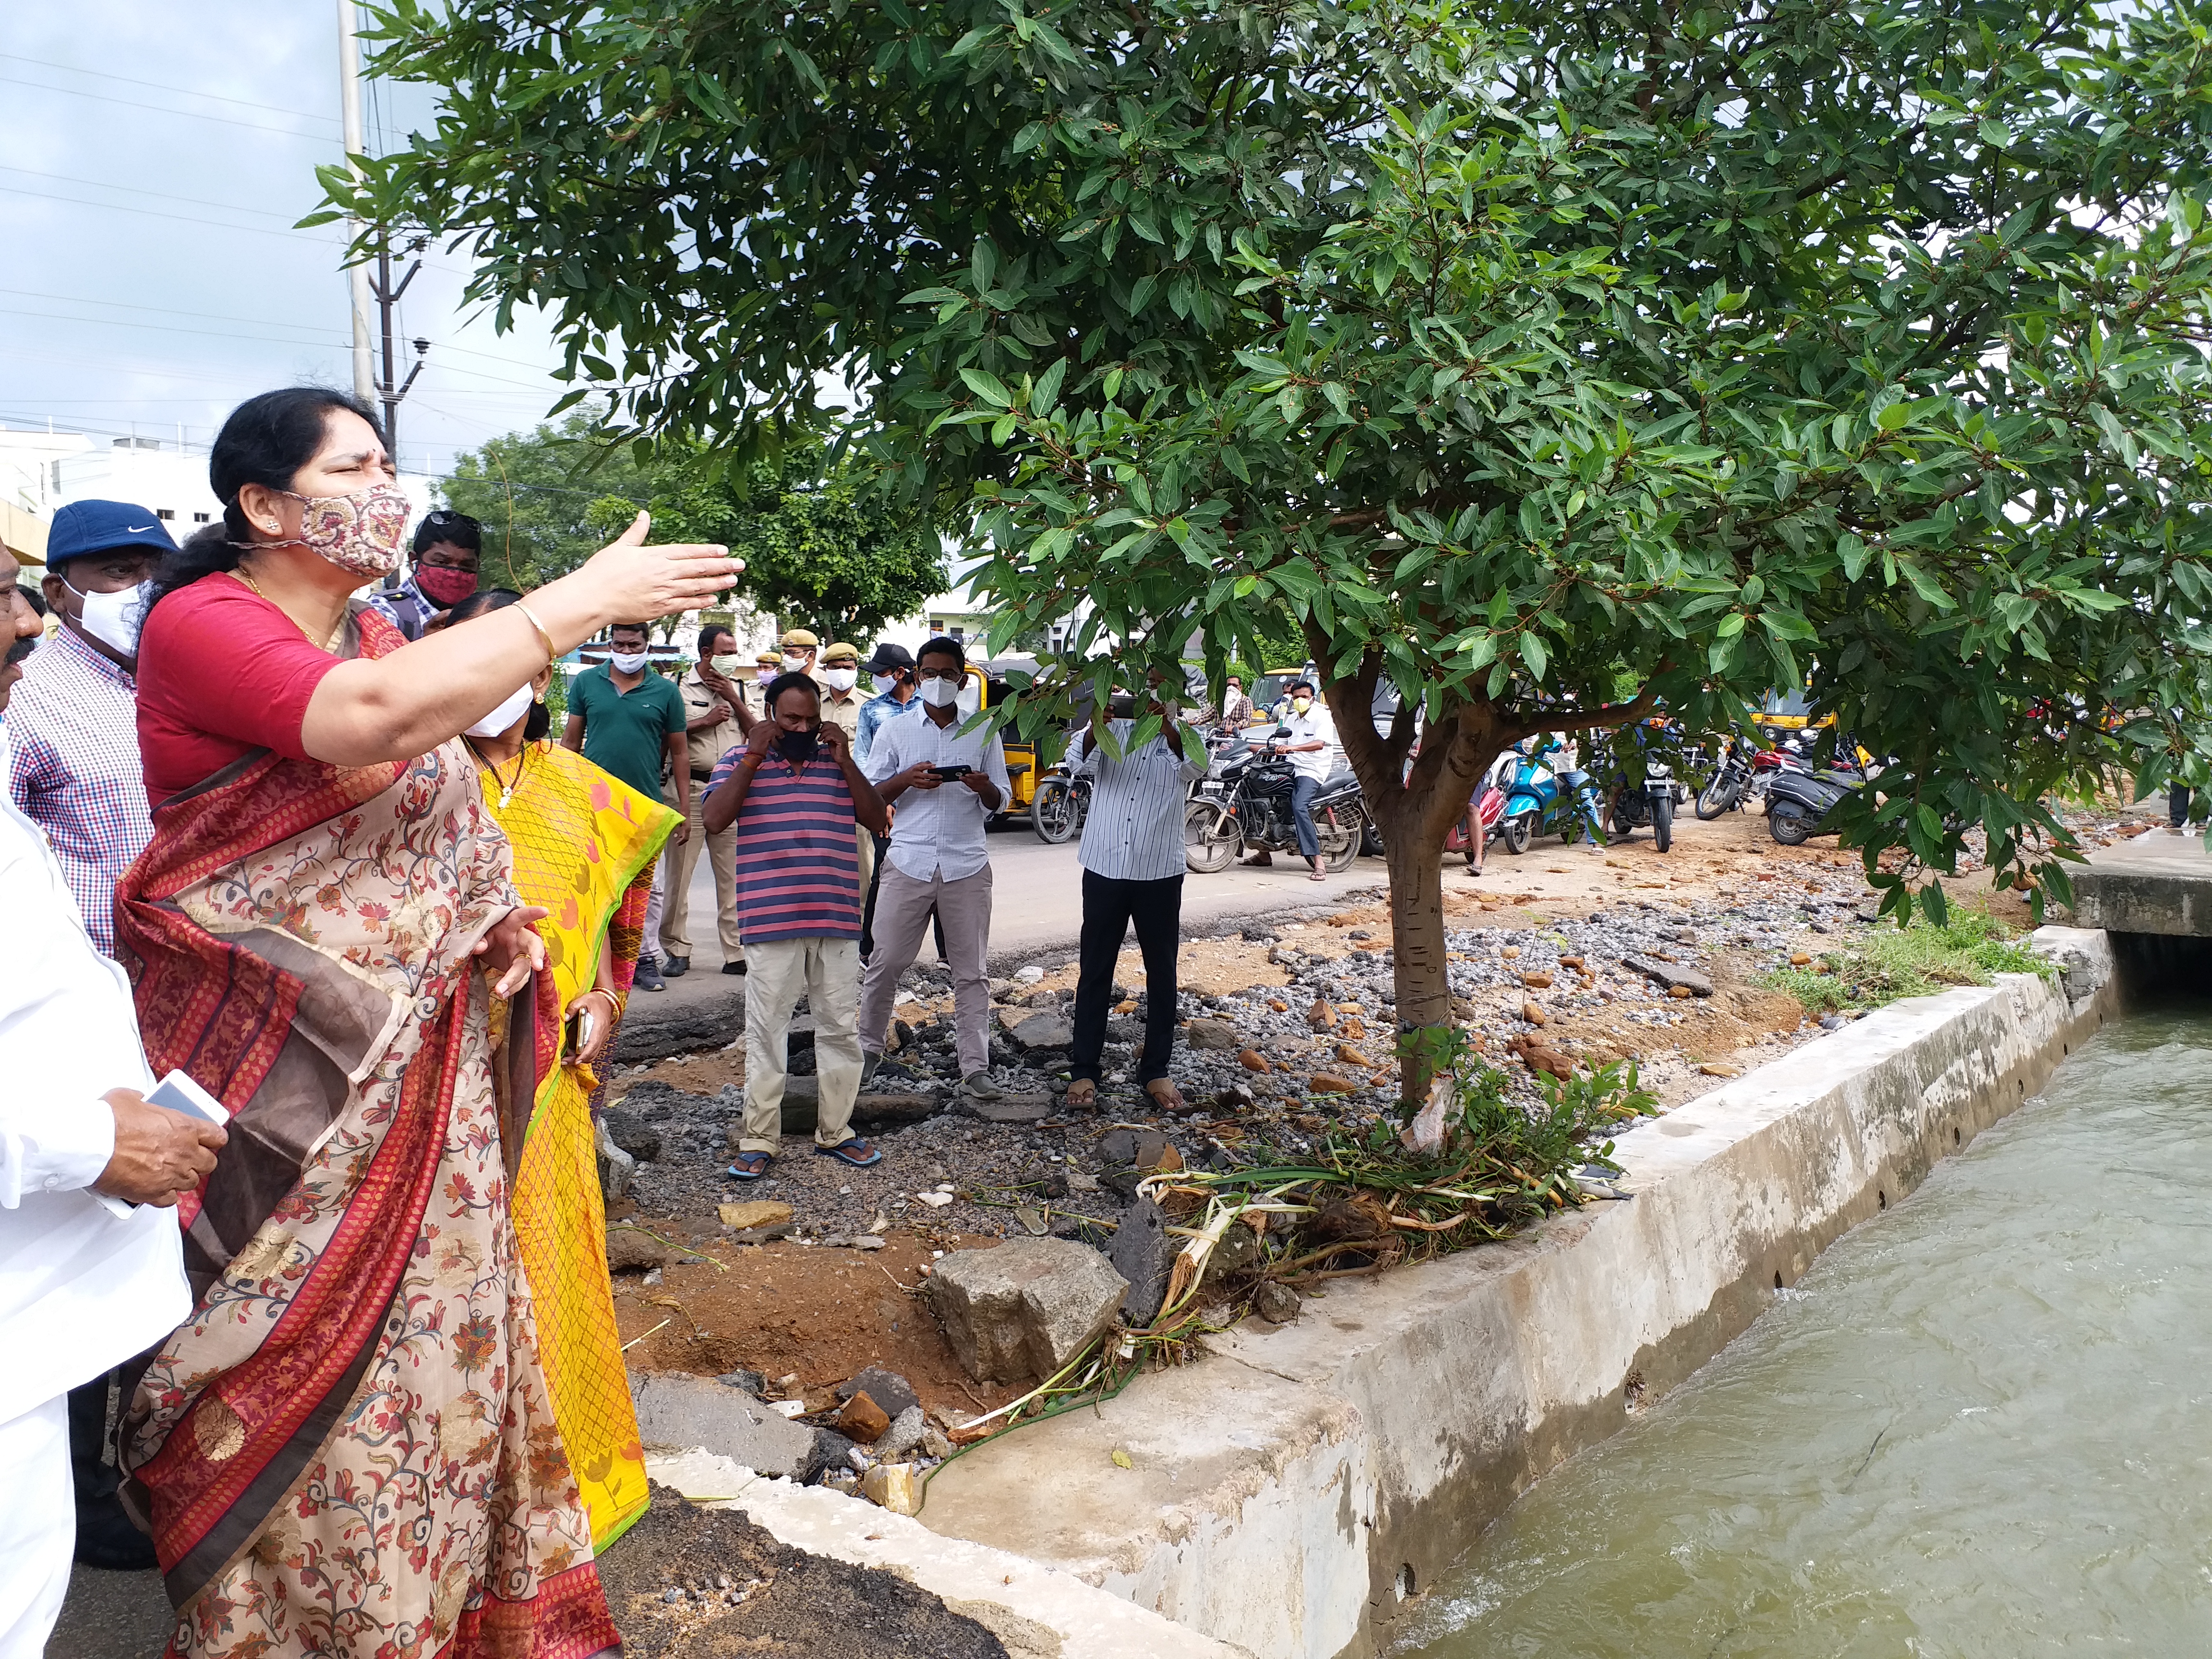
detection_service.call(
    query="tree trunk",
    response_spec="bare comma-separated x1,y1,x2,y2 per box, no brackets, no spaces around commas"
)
1378,797,1454,1101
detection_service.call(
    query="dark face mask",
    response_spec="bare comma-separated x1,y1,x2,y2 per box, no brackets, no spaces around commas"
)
775,725,821,764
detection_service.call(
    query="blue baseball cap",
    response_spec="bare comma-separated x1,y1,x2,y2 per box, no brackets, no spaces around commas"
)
45,499,180,566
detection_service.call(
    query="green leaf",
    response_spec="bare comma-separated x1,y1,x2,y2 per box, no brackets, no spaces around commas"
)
960,368,1014,408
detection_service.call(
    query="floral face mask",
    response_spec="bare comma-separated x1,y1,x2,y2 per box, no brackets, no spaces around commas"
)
263,481,414,577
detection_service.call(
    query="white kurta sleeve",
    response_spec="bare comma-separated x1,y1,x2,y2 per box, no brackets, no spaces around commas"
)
0,1096,115,1208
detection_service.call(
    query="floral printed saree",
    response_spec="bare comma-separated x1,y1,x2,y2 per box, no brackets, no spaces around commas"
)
114,607,619,1659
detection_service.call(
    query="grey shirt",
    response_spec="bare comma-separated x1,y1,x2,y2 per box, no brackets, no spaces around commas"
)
1075,720,1204,882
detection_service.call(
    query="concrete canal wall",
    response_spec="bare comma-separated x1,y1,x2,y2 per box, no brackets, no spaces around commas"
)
912,926,2120,1659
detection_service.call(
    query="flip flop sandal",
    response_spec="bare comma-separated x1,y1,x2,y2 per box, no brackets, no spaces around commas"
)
1063,1080,1100,1108
816,1138,884,1168
725,1152,773,1181
1143,1080,1189,1113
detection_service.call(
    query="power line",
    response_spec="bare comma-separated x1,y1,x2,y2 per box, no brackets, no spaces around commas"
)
0,52,340,125
0,72,331,140
0,181,346,244
0,164,316,224
0,305,346,350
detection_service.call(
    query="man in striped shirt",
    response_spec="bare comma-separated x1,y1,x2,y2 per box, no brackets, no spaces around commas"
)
703,673,891,1178
1063,680,1205,1113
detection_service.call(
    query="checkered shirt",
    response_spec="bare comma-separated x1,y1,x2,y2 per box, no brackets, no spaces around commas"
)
3,626,153,955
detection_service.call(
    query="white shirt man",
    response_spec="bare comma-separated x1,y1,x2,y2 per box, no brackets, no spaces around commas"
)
0,565,220,1654
1270,681,1342,878
855,638,1011,1102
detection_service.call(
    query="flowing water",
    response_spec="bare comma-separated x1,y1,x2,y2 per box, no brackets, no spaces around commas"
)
1398,1009,2212,1658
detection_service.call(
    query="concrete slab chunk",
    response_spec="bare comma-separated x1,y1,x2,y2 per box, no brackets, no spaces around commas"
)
929,1238,1129,1382
629,1371,816,1478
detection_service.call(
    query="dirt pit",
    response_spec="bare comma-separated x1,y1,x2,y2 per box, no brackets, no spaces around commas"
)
597,1483,1008,1658
613,1229,1021,1424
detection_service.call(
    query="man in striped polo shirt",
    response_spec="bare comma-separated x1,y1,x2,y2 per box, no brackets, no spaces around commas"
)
703,673,892,1178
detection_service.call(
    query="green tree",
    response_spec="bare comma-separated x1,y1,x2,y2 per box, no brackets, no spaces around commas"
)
438,411,658,589
637,442,948,641
345,0,2212,1101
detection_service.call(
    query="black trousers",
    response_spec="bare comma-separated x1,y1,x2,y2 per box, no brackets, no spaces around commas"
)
1070,869,1184,1086
2174,783,2194,829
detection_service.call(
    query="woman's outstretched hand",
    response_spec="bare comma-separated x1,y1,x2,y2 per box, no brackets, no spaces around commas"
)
476,905,551,997
581,512,744,623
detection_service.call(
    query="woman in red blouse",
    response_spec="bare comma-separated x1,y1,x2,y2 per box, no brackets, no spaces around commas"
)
115,387,735,1659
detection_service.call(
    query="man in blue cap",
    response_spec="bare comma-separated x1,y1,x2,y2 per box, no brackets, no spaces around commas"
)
6,500,174,959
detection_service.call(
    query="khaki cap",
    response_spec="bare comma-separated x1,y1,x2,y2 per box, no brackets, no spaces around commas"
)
821,641,860,665
779,627,820,650
755,648,782,667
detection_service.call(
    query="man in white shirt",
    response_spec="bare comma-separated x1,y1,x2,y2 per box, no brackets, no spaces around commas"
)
1269,678,1341,882
1064,679,1204,1113
0,561,222,1655
857,636,1012,1104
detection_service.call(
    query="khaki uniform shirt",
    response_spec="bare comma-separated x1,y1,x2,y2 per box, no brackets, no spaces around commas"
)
818,681,866,744
679,668,744,778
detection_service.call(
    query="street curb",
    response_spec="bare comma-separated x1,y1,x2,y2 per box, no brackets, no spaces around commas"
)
911,927,2118,1659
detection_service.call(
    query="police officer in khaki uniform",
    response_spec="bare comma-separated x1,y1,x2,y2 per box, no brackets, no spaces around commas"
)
661,622,750,976
817,640,876,901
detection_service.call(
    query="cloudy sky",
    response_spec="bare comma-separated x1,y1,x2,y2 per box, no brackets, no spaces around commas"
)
1,1,572,483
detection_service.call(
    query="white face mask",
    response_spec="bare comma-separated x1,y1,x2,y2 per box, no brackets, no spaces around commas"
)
871,673,902,697
781,652,810,673
710,653,744,677
466,682,536,738
609,649,648,674
66,575,151,658
823,667,858,692
918,674,960,709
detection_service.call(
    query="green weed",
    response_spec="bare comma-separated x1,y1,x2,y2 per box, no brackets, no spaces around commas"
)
1764,911,2051,1015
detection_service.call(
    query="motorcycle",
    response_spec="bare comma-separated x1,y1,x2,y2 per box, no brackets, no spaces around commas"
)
1498,744,1604,854
1606,757,1684,852
1029,757,1093,844
1695,736,1755,818
1766,761,1866,845
1185,731,1368,873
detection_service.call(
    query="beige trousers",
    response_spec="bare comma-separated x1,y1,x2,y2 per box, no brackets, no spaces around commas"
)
857,863,994,1075
739,936,863,1154
660,783,742,963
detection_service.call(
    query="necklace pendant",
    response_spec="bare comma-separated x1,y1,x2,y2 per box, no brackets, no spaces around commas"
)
499,788,514,809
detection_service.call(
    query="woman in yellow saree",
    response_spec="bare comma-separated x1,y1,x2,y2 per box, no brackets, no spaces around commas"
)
442,587,679,1551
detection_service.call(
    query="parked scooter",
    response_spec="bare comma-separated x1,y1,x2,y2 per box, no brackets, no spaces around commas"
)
1766,760,1866,844
1185,728,1369,873
1444,752,1516,865
1498,742,1604,854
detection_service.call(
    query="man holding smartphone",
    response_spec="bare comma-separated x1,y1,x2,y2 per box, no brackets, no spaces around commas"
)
857,636,1012,1105
0,557,223,1654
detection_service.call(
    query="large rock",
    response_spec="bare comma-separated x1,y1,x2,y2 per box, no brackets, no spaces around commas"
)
594,1118,636,1204
601,1111,662,1164
1006,1014,1075,1053
1184,1017,1238,1051
927,1238,1129,1383
628,1371,815,1478
609,986,745,1063
727,1084,946,1143
1620,953,1714,997
1107,1196,1176,1327
837,1366,921,1420
605,1225,669,1274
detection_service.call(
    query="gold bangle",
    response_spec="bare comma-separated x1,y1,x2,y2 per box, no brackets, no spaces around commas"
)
514,600,559,666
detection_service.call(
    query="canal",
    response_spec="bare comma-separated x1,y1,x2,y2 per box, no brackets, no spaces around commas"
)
1398,1006,2212,1656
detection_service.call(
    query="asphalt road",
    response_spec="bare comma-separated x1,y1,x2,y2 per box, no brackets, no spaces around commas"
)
661,817,1391,980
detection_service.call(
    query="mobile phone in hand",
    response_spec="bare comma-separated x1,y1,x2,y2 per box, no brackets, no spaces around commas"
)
930,764,973,781
94,1070,229,1218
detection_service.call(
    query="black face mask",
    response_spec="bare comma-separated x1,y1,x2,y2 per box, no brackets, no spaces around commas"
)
775,726,821,764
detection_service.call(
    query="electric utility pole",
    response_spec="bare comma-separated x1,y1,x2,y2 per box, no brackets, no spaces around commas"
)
336,0,429,468
337,0,374,408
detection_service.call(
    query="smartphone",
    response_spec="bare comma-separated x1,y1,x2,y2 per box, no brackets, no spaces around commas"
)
929,764,973,781
92,1070,230,1218
150,1070,232,1127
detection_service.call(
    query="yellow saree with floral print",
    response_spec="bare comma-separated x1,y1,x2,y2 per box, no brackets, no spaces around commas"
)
479,739,676,1551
